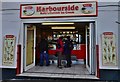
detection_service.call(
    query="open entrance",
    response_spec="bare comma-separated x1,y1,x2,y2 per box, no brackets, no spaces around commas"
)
22,22,97,79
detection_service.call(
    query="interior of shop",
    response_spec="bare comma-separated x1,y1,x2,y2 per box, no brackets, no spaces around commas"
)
23,22,97,77
34,22,90,65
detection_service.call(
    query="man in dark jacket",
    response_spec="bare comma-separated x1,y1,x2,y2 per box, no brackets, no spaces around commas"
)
39,37,49,66
64,36,73,68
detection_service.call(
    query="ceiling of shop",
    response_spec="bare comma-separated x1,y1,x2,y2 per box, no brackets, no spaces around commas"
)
35,22,89,30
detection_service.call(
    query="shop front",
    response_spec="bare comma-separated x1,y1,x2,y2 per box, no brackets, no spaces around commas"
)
16,1,98,79
1,1,120,81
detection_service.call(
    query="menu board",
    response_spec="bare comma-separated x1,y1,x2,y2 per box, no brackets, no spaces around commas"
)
101,32,117,66
2,35,16,66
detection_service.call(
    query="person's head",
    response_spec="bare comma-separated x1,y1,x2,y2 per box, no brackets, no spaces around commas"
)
42,32,46,36
41,32,47,39
66,36,70,40
59,36,63,40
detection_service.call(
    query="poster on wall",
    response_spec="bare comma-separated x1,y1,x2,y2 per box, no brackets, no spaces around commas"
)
101,32,117,66
2,35,16,66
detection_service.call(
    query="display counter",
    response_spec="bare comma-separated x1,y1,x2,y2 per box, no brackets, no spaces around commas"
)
48,44,86,59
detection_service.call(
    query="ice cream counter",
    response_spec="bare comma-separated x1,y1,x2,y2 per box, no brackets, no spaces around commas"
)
48,44,86,59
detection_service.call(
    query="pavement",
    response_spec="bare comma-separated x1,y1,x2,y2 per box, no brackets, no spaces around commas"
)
1,79,117,82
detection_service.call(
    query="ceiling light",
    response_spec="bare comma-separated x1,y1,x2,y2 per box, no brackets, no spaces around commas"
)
42,22,74,25
51,27,75,29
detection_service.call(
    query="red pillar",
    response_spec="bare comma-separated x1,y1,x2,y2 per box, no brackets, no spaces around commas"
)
16,44,21,74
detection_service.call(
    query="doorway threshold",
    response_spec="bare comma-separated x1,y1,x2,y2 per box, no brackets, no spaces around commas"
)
17,72,98,79
17,62,99,79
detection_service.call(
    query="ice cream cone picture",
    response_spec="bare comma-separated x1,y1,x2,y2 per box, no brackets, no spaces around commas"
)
81,3,94,14
108,46,110,52
104,48,106,53
112,46,115,52
110,40,113,46
2,35,16,66
104,41,107,46
23,6,35,16
112,54,115,61
101,32,117,66
104,54,107,61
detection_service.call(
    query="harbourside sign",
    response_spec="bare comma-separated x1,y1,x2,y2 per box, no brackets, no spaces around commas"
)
20,2,97,18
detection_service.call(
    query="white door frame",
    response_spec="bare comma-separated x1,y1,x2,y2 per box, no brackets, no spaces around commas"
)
86,22,96,74
24,24,36,71
21,19,97,74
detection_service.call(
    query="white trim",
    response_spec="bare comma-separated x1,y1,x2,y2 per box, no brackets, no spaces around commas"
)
24,64,34,71
24,24,27,71
34,26,36,67
86,26,89,72
89,23,92,74
21,19,97,24
90,23,96,74
86,23,92,74
100,67,119,69
21,17,97,23
0,66,16,68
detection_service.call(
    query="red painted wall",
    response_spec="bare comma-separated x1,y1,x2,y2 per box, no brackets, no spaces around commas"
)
48,44,86,59
16,44,21,74
96,45,100,78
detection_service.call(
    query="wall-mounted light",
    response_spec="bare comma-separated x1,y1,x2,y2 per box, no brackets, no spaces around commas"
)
42,22,74,25
51,27,75,29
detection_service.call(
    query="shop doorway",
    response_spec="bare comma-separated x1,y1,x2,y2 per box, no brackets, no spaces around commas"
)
23,22,96,76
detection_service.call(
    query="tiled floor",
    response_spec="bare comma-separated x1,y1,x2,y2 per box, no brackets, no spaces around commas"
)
18,60,98,79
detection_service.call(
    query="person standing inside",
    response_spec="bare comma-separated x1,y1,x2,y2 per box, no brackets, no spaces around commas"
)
64,36,73,68
36,35,41,65
56,36,64,68
39,34,49,66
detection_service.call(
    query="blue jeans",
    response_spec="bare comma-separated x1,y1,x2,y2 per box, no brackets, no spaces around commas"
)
40,52,49,66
